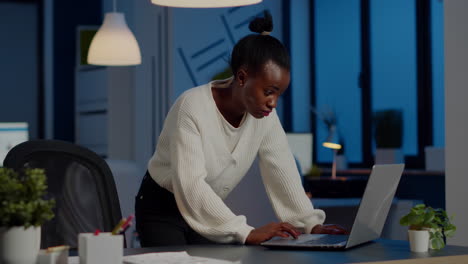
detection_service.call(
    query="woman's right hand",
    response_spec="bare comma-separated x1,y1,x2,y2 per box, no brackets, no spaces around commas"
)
245,222,301,245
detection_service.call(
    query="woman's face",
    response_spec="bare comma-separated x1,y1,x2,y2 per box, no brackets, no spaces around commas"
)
237,60,290,119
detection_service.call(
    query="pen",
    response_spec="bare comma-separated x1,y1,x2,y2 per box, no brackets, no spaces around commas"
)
111,218,126,235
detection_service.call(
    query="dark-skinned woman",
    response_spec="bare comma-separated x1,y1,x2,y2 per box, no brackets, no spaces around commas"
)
135,11,347,247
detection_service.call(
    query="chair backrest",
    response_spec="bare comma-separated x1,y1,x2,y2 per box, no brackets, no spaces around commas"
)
3,139,123,249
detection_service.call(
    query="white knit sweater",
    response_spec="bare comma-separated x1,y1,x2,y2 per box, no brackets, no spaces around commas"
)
147,81,325,244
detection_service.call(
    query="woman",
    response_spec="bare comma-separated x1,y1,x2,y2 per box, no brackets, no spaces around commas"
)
135,11,347,247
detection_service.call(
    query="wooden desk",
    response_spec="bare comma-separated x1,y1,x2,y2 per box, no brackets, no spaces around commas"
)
124,240,468,264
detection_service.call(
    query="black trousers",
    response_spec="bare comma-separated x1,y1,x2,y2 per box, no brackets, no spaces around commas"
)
135,171,215,247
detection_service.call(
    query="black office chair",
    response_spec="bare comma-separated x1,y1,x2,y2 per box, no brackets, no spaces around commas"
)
3,139,124,249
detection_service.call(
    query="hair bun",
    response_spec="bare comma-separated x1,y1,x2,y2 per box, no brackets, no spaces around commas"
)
248,10,273,34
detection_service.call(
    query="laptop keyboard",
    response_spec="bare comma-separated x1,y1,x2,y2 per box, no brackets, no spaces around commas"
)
299,235,348,246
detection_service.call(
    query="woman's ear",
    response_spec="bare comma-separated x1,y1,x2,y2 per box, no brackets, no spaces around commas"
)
236,68,248,87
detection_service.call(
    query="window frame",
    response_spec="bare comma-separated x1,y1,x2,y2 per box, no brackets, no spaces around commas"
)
284,0,436,170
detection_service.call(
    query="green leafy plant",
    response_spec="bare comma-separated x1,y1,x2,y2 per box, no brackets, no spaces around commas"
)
0,168,55,228
400,204,456,250
373,109,403,148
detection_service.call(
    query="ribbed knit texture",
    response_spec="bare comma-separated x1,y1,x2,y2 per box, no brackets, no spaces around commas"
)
148,81,325,244
216,107,245,152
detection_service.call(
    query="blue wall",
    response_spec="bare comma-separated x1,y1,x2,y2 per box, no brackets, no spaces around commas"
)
0,3,38,139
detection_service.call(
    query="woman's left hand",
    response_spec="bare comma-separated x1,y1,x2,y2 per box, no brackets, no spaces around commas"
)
311,224,349,235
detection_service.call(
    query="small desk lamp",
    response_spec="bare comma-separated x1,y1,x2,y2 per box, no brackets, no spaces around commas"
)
322,127,342,180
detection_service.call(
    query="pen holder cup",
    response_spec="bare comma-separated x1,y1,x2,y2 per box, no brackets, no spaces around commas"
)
78,232,123,264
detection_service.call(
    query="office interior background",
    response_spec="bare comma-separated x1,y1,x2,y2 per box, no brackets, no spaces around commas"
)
1,0,467,246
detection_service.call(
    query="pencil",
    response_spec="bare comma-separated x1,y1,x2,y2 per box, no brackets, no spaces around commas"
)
46,245,70,253
111,218,127,235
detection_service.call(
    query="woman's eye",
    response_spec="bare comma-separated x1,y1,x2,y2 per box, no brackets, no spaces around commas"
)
265,90,274,96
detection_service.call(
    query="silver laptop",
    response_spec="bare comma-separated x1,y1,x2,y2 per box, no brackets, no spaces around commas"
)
261,164,405,250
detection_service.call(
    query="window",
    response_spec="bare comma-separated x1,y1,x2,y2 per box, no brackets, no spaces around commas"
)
314,0,362,164
287,0,444,169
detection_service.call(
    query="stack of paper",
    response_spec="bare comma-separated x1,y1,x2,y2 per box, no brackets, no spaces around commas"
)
124,251,239,264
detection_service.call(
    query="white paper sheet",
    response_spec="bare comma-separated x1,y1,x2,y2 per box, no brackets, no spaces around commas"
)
124,251,240,264
68,256,79,264
68,251,240,264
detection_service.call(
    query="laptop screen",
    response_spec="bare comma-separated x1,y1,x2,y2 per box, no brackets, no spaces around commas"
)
346,164,404,248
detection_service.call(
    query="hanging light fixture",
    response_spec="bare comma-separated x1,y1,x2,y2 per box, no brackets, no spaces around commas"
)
87,0,141,66
151,0,262,8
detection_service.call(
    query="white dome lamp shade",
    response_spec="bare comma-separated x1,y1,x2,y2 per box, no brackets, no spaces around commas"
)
151,0,262,8
87,12,141,66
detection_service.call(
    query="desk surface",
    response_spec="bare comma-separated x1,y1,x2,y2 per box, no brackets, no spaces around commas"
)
125,239,468,264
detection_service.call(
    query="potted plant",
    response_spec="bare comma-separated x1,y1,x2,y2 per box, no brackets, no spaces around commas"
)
0,168,55,264
400,204,456,252
373,109,404,164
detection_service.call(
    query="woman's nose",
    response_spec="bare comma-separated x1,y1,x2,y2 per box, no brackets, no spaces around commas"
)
267,98,277,109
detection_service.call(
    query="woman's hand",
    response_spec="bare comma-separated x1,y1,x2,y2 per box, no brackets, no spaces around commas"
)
245,222,301,245
311,224,349,235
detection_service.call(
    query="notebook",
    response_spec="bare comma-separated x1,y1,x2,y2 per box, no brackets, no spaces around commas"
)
261,164,405,250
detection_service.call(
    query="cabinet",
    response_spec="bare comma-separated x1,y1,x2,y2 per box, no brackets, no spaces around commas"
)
75,66,135,159
75,67,109,157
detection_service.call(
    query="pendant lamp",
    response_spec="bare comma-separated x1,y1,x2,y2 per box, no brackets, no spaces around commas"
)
151,0,262,8
87,0,141,66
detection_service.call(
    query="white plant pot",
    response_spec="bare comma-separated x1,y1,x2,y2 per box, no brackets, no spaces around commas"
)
0,226,41,264
375,148,404,164
408,229,430,252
